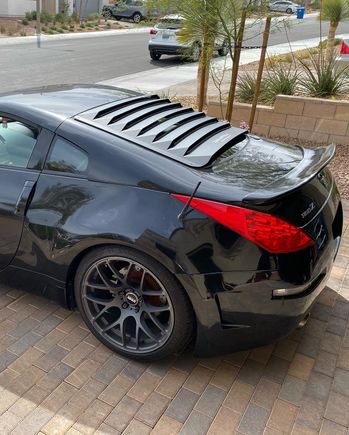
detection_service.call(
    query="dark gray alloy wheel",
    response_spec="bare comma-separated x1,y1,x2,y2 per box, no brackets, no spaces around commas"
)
75,247,194,360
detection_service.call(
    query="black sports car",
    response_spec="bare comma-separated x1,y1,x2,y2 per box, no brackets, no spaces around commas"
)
0,85,342,360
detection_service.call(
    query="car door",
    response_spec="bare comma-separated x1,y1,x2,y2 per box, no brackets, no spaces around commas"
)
0,115,46,270
116,0,132,18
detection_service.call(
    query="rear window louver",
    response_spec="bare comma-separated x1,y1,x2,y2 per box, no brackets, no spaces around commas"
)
75,95,246,167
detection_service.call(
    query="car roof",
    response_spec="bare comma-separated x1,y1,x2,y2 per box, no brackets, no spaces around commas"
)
0,84,139,131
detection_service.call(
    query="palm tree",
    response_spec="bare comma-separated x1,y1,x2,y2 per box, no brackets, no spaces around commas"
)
321,0,349,60
179,0,221,111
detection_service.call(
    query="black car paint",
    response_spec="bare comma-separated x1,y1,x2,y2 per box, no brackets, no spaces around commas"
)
0,85,341,356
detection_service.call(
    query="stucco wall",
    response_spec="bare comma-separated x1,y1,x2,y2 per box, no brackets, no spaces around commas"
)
0,1,9,16
208,95,349,146
7,0,37,16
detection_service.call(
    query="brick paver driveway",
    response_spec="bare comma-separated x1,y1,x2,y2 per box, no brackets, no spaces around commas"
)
0,204,349,435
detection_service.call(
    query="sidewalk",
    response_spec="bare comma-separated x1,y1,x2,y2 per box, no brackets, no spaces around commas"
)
99,32,349,95
0,25,150,47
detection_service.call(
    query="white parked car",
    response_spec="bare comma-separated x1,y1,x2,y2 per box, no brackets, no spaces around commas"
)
268,1,299,13
148,15,229,61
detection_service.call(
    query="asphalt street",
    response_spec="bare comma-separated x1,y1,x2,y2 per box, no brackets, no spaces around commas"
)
0,16,346,93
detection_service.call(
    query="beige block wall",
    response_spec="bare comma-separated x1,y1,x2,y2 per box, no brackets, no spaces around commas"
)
207,95,349,146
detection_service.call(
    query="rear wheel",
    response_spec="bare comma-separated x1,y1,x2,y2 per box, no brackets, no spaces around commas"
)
102,9,112,19
286,7,292,13
150,51,161,61
190,43,201,61
74,246,194,360
218,41,229,56
132,12,142,23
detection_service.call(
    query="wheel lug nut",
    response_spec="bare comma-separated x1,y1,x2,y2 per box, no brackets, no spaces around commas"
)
122,302,129,309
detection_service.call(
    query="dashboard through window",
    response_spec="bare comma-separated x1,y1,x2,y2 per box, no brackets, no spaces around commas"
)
0,116,38,168
45,137,88,175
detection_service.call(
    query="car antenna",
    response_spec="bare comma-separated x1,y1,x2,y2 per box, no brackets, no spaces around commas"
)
178,181,201,220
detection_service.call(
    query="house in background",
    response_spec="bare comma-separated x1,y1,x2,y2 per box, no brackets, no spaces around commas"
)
0,0,110,17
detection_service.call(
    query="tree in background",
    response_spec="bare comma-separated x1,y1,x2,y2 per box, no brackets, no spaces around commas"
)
321,0,349,59
178,0,222,111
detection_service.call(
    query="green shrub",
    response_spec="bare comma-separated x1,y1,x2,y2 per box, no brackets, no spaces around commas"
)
40,10,53,24
0,26,6,34
46,29,55,34
25,11,36,21
236,72,266,103
80,23,86,28
57,28,65,33
308,47,320,55
20,31,27,36
21,18,29,26
318,38,342,49
299,52,349,97
61,24,69,30
71,12,80,23
54,13,65,24
263,65,299,104
86,13,100,21
296,50,311,60
280,53,293,63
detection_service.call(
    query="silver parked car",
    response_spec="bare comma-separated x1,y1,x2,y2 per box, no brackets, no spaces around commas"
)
148,15,229,61
102,0,145,23
268,0,299,13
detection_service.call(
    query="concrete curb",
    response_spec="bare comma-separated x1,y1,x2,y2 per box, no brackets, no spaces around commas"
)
0,26,151,46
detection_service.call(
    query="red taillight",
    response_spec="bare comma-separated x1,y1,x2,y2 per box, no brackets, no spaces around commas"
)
340,40,349,55
171,194,314,254
150,28,157,35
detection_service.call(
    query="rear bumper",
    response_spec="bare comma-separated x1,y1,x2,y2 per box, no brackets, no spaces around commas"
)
148,43,185,55
177,197,342,357
180,251,335,357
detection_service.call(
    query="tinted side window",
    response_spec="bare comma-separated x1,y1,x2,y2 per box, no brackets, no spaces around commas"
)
45,137,88,175
0,116,38,168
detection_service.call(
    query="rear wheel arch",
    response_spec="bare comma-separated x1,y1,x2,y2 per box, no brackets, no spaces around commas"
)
65,241,194,309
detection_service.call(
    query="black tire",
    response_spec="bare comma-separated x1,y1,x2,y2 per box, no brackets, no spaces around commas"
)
74,246,194,361
286,7,292,13
150,51,161,61
102,9,112,19
132,12,142,23
190,43,201,61
218,41,229,56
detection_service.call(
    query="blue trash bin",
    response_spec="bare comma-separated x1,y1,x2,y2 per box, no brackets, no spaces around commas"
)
296,7,305,19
